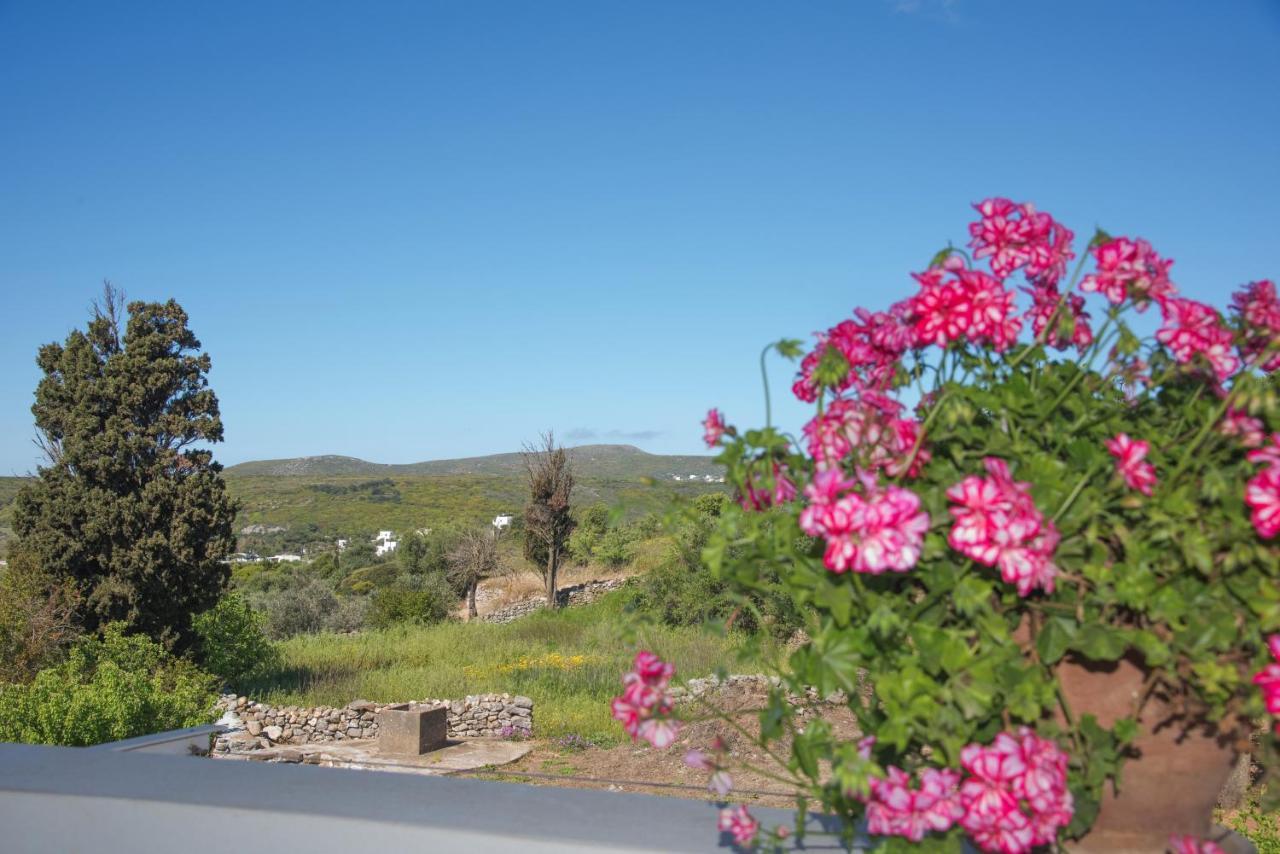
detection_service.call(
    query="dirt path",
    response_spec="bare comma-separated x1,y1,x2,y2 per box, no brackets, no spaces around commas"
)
467,681,862,810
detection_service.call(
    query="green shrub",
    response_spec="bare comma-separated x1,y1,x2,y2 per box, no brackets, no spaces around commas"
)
594,527,636,567
630,493,799,637
192,593,280,687
0,624,218,746
367,573,455,628
256,574,339,639
337,562,400,594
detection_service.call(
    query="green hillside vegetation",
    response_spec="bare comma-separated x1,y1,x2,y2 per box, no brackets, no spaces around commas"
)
228,471,720,554
224,443,720,480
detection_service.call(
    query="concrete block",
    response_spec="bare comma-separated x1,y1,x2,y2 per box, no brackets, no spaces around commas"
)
379,705,447,755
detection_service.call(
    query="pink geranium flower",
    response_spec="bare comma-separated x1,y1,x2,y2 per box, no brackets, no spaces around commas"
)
1231,280,1280,372
738,461,798,511
703,409,727,448
799,472,929,575
957,730,1073,853
717,804,759,846
1220,408,1265,448
947,458,1060,596
1156,297,1241,383
907,264,1023,352
1252,635,1280,728
866,765,964,842
968,198,1075,285
1105,433,1157,496
802,394,930,478
1246,461,1280,540
1080,236,1177,308
792,303,913,403
1023,281,1093,352
610,651,680,748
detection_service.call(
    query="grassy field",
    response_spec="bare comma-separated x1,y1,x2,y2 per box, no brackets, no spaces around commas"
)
245,591,767,746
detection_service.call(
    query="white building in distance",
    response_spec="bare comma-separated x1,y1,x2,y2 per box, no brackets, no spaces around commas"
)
374,530,399,557
493,514,514,531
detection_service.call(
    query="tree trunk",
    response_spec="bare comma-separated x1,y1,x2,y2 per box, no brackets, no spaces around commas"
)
467,580,478,619
546,545,559,609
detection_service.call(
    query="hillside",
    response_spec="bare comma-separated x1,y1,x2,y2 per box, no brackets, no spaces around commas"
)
1,446,725,555
224,444,721,481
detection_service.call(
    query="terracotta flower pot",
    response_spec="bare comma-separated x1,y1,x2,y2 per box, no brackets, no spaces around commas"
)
1056,652,1242,853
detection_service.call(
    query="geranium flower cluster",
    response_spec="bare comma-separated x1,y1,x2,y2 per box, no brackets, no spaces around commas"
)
1079,236,1177,308
968,198,1075,285
958,729,1074,853
1155,297,1241,383
947,458,1060,596
610,651,680,749
1023,281,1092,353
864,765,964,842
802,393,929,478
703,408,727,448
738,461,798,511
907,260,1023,352
1252,635,1280,732
792,303,914,403
1105,433,1157,497
1220,407,1265,448
862,729,1072,852
798,469,929,574
717,804,759,846
1246,434,1280,539
1231,279,1280,372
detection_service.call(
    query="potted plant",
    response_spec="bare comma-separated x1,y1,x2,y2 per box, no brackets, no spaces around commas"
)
611,198,1280,851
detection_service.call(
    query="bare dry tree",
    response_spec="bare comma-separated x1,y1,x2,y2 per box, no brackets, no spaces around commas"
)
522,431,575,609
447,526,503,619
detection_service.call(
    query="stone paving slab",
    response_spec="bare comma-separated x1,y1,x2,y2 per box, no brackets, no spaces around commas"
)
214,738,532,777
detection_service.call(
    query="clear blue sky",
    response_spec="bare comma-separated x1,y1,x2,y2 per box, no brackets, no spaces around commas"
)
2,0,1278,474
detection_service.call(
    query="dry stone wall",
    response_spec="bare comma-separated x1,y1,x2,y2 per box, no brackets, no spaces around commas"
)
480,578,626,624
212,693,532,756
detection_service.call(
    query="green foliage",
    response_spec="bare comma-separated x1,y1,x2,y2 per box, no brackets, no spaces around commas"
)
0,623,218,746
367,573,455,628
701,261,1280,841
10,290,237,652
254,572,342,639
630,491,800,637
0,551,81,683
1223,787,1280,854
253,592,764,745
192,593,280,687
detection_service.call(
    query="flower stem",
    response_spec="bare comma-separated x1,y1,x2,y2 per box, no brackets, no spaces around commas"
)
760,342,774,429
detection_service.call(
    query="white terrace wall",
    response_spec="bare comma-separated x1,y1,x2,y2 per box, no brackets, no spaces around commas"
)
480,578,626,624
212,693,532,755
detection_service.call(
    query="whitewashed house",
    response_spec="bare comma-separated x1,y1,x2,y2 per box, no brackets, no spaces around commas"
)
374,530,398,557
493,514,514,531
268,553,303,563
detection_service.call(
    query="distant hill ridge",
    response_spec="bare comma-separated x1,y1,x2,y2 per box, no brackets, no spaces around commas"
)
223,444,720,481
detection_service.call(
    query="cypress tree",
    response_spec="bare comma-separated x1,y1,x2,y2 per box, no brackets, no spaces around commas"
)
11,286,237,652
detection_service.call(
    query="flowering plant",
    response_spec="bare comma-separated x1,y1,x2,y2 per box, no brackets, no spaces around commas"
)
614,199,1280,850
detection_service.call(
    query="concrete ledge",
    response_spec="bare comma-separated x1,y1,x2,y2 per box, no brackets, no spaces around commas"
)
0,741,859,852
87,724,226,755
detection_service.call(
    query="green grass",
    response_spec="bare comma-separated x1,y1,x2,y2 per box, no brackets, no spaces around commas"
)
246,591,762,745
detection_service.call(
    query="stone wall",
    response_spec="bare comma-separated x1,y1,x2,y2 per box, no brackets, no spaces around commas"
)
212,693,532,756
480,578,626,624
